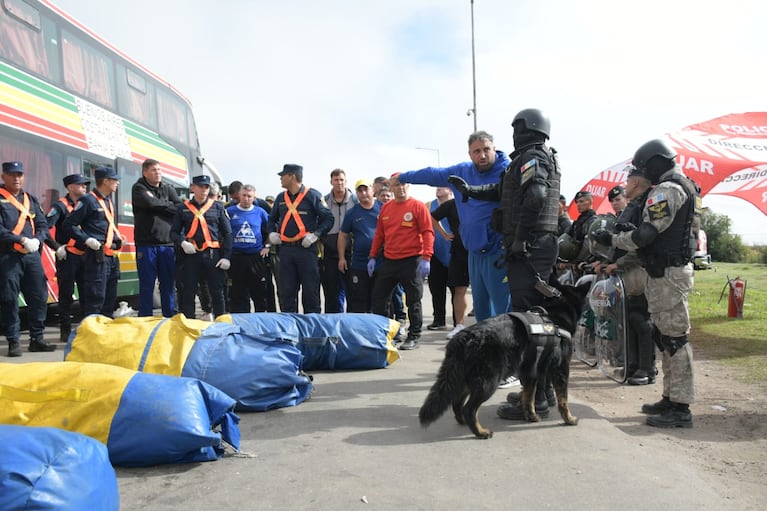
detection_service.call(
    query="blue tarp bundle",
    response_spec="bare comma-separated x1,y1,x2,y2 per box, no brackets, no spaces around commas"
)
0,425,119,510
0,361,240,467
222,312,400,370
182,321,313,411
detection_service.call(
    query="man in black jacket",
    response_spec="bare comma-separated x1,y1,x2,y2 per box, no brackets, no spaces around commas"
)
131,159,182,317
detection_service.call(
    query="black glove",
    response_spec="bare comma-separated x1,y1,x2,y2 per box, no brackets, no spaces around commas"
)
614,222,637,233
592,230,613,246
510,240,529,260
447,175,470,202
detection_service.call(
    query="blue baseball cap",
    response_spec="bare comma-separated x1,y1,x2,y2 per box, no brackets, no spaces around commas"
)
2,161,24,174
63,174,90,186
94,167,119,180
277,164,303,178
192,175,211,186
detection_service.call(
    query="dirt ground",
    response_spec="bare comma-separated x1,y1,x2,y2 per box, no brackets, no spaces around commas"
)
568,352,767,509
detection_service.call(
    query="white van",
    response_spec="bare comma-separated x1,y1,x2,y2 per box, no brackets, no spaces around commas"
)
693,229,712,270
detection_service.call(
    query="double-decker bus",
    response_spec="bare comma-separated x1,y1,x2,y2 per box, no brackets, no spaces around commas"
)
0,0,221,306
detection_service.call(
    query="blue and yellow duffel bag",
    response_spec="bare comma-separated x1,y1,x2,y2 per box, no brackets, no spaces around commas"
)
0,425,120,510
0,362,240,467
65,314,314,411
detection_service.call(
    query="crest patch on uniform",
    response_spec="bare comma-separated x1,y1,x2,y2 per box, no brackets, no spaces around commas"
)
403,212,413,222
647,200,670,220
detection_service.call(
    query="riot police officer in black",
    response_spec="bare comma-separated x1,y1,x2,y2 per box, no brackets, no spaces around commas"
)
449,108,562,419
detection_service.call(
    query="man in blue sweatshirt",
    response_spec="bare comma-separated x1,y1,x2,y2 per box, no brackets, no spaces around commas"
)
396,131,511,324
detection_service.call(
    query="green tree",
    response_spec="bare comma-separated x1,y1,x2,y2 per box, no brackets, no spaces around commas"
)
700,209,745,262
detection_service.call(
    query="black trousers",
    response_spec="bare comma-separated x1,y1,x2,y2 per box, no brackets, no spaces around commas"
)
228,253,269,313
345,268,374,313
507,233,557,312
179,250,226,318
371,256,423,338
427,257,453,325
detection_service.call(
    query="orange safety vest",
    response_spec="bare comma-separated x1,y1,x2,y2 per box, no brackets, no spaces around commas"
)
0,187,35,254
183,199,221,250
279,187,310,242
90,191,119,256
58,197,85,256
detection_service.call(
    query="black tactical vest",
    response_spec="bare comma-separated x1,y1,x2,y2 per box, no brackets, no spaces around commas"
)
499,145,560,238
641,172,700,265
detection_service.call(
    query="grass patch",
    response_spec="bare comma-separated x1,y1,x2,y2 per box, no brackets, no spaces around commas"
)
688,263,767,385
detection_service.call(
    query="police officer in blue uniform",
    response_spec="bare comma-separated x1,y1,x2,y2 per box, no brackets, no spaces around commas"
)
45,173,90,342
0,161,55,356
267,164,333,313
170,175,232,319
63,166,123,318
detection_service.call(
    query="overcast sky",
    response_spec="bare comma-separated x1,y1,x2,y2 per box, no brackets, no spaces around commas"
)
55,0,767,243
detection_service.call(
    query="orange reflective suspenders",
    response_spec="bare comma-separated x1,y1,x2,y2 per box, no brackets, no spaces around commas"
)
279,187,310,242
90,191,119,256
59,197,84,255
184,199,221,250
0,187,35,254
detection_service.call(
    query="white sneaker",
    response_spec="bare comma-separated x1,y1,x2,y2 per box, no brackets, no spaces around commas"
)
446,324,465,340
498,376,520,389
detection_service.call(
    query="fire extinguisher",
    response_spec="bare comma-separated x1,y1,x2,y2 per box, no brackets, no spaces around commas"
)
719,276,747,319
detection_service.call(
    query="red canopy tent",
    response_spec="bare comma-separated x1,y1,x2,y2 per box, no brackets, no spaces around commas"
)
568,112,767,218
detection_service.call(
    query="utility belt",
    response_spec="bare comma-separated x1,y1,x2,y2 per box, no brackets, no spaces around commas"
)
282,241,304,247
643,252,690,278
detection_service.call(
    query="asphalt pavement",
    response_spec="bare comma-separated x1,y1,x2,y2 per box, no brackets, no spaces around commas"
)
3,288,735,511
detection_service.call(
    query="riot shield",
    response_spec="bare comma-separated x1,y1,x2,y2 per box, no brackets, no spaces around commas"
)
572,274,598,367
588,274,628,383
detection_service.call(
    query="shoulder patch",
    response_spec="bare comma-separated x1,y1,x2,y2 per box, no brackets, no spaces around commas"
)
647,200,670,221
646,193,665,206
520,159,537,172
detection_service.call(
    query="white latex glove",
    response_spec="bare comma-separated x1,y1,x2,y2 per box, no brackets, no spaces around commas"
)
180,240,196,254
215,258,231,271
268,232,282,245
55,245,67,260
301,232,318,248
85,238,101,251
22,237,40,253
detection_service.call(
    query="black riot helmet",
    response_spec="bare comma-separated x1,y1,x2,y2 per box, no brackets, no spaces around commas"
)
511,108,551,139
632,139,677,184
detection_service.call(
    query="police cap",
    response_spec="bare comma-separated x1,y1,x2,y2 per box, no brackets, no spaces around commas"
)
2,161,24,174
277,164,303,179
192,175,211,187
63,174,90,186
94,167,119,180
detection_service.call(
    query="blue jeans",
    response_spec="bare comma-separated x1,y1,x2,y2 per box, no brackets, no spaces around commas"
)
468,250,510,322
137,245,177,317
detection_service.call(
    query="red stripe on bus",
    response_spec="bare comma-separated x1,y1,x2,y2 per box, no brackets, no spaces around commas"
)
0,103,86,141
0,109,88,149
130,151,188,180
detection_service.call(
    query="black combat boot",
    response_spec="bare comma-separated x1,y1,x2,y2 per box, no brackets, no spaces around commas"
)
646,402,693,428
29,337,57,352
7,340,22,357
641,395,672,415
60,325,71,344
628,369,655,386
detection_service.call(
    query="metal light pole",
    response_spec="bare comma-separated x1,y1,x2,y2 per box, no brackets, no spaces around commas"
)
470,0,477,132
416,147,441,167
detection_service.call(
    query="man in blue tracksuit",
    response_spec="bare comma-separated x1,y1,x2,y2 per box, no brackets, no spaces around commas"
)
396,131,511,323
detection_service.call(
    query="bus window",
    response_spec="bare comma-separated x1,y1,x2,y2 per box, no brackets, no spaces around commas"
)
116,158,140,224
0,133,63,205
61,29,115,109
157,88,187,146
0,0,49,77
117,65,157,129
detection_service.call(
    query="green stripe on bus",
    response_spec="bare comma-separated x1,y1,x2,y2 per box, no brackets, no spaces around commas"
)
123,120,180,153
0,62,78,111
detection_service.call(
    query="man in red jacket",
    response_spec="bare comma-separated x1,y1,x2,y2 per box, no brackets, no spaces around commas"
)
368,174,434,350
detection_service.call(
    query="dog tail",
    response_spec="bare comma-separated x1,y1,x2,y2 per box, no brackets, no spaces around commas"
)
418,342,466,428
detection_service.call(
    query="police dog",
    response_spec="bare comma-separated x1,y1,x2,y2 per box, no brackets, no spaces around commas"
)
419,282,590,439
